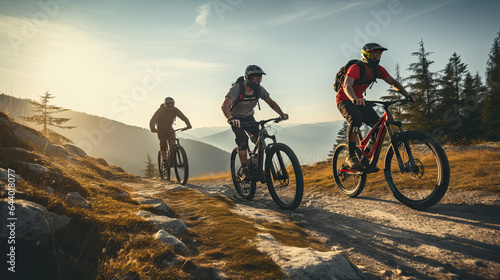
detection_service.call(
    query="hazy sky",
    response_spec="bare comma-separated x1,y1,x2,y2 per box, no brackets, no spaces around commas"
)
1,0,499,129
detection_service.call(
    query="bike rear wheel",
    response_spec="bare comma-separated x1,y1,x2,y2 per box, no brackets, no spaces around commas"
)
173,145,189,185
265,143,303,211
230,147,256,200
158,151,170,181
384,131,450,210
332,144,366,197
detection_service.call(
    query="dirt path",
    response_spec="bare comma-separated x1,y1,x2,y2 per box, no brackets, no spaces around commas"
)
184,179,500,280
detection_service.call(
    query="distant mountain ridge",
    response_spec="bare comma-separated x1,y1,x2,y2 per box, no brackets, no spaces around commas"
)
1,94,344,174
184,121,345,165
0,94,230,176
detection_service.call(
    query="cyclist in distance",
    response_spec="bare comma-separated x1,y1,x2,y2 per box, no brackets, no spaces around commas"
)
336,43,415,170
150,97,192,166
221,65,289,180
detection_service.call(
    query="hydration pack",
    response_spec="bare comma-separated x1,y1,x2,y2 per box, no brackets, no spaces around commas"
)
333,60,379,92
230,76,261,111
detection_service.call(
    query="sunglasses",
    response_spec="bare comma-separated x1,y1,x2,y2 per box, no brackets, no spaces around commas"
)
362,50,382,60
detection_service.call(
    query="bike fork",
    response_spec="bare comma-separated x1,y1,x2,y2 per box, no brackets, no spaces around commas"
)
387,121,416,174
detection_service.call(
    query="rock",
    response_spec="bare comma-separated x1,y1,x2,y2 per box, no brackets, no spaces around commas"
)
46,187,55,193
0,118,71,159
0,167,21,182
136,210,152,218
0,199,71,242
136,197,176,217
64,144,87,157
147,215,188,233
154,229,189,255
20,161,50,175
253,233,367,280
66,192,90,209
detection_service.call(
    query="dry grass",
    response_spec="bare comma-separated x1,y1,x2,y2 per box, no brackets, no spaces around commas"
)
162,189,328,279
0,142,182,279
190,171,231,181
301,147,500,195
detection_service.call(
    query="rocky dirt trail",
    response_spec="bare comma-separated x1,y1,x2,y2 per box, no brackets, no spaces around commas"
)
182,179,500,280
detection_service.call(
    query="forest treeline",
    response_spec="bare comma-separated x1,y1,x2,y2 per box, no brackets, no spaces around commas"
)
382,30,500,144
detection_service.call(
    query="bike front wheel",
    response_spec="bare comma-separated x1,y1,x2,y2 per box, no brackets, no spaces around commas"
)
230,147,256,200
332,144,366,197
384,131,450,210
173,145,189,185
158,151,170,181
265,143,303,211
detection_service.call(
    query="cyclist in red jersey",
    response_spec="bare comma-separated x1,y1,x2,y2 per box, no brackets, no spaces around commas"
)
337,43,415,170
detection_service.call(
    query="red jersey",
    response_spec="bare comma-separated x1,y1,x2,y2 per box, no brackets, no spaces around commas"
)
336,64,390,104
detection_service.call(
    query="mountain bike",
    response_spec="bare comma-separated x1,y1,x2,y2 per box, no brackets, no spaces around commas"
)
230,117,304,211
157,127,189,185
332,98,450,210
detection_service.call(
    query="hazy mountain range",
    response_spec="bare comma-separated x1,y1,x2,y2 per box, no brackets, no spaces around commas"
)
183,121,344,165
0,94,230,177
0,94,344,176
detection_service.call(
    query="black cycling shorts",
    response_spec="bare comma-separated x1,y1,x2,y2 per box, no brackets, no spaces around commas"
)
337,100,379,128
231,116,259,151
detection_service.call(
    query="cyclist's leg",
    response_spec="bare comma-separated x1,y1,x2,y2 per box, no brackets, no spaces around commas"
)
166,130,175,165
158,130,168,162
359,105,380,138
231,123,249,166
338,101,362,155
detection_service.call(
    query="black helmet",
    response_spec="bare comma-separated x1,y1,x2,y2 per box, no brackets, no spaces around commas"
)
164,97,174,105
244,65,266,90
361,43,387,66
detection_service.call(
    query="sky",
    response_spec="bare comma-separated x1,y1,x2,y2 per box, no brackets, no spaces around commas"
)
1,0,499,129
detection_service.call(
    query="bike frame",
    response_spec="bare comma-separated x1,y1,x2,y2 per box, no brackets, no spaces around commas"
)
243,118,282,182
165,127,188,166
346,100,417,174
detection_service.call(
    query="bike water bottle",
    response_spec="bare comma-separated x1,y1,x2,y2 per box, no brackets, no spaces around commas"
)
366,136,375,152
252,152,258,167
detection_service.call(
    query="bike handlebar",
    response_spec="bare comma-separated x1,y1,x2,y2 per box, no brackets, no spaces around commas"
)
174,127,190,132
152,127,190,133
365,97,414,108
240,116,285,127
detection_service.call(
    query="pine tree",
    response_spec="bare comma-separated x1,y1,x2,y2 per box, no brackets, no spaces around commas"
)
20,91,75,135
327,121,349,163
435,53,468,142
481,28,500,140
405,39,439,134
335,121,349,146
459,72,485,142
381,63,405,121
143,154,157,178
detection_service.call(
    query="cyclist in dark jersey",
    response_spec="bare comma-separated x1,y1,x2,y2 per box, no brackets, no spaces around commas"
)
336,43,415,170
150,97,192,166
221,65,288,180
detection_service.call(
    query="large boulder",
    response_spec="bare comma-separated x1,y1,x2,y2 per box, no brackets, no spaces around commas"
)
0,118,70,159
253,233,368,280
154,229,189,255
0,199,71,242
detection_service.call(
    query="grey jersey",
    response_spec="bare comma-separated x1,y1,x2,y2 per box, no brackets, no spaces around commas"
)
225,83,270,118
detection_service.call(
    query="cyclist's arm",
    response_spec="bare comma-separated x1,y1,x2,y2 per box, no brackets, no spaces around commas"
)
175,108,192,129
383,75,415,102
343,76,365,106
264,97,288,120
221,97,234,120
149,109,160,131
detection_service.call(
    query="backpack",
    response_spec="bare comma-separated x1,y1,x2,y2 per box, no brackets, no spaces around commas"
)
230,76,261,111
333,59,379,92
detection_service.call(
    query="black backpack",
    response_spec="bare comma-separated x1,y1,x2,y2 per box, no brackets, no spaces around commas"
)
333,60,379,92
230,76,261,111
